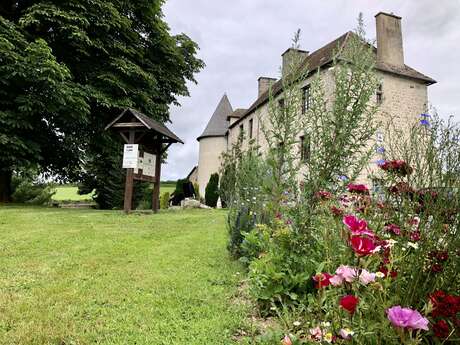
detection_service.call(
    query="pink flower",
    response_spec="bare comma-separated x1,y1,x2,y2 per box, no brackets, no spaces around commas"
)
386,306,429,331
309,326,322,340
350,236,378,256
343,215,376,238
359,269,376,285
330,265,357,286
281,335,293,345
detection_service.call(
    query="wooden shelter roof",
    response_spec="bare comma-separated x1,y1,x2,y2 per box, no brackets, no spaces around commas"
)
105,108,184,144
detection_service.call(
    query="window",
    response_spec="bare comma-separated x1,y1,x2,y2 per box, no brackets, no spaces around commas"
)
302,85,311,114
300,135,310,162
239,123,244,135
249,118,253,139
376,84,383,105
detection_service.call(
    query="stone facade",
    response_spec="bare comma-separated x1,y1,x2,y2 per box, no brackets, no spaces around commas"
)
195,12,435,191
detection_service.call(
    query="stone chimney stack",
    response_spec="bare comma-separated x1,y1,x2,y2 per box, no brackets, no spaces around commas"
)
375,12,404,66
282,48,309,77
258,77,277,97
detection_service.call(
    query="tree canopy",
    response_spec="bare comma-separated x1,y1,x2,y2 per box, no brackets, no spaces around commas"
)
0,0,204,204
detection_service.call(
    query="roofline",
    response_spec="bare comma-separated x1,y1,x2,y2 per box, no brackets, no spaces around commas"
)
375,66,437,85
230,62,435,130
196,134,227,141
375,12,402,20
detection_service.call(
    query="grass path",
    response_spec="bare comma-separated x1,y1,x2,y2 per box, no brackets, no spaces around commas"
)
0,207,247,344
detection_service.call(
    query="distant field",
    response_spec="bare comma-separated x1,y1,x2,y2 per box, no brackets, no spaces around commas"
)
53,183,176,201
52,186,93,201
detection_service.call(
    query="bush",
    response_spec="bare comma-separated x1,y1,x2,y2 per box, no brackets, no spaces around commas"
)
205,173,219,207
11,178,56,205
160,192,170,209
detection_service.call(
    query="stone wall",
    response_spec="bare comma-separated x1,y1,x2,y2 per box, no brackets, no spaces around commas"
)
197,136,227,196
227,68,428,186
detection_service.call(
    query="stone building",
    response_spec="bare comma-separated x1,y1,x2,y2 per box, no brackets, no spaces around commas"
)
196,12,435,195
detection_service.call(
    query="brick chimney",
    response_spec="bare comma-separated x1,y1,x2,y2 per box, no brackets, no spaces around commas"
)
282,48,309,77
375,12,404,66
258,77,276,97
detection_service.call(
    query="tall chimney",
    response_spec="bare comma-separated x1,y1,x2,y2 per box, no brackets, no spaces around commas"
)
282,48,309,77
375,12,404,66
258,77,276,97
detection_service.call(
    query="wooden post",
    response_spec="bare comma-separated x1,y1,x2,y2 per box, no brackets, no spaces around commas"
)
152,147,162,213
123,130,135,213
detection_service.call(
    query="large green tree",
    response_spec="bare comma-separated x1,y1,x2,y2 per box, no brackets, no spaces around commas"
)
0,16,89,201
0,1,203,205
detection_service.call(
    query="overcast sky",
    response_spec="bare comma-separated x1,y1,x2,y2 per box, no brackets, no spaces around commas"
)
161,0,460,180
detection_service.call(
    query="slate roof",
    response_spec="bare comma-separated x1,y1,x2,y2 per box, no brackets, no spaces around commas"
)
197,94,233,140
229,31,436,129
227,108,247,121
105,108,184,144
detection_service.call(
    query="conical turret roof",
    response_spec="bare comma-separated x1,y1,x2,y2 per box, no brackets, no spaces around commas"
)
197,94,233,141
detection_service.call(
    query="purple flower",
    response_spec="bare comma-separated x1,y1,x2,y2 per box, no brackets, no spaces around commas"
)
387,306,429,331
420,113,431,118
337,175,348,182
376,159,386,166
420,119,430,126
376,146,385,154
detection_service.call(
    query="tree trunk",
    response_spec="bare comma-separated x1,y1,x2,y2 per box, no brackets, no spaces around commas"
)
0,170,12,203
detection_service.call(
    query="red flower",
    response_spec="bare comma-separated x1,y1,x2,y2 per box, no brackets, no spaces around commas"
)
388,182,414,196
378,265,397,279
410,230,421,242
437,251,449,262
431,263,443,273
430,290,460,318
313,272,333,289
315,190,333,200
380,160,413,176
350,236,377,256
385,223,401,236
347,184,369,195
433,320,450,339
340,295,359,314
330,206,344,217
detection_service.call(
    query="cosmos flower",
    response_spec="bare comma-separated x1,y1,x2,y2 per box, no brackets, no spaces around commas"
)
386,306,429,331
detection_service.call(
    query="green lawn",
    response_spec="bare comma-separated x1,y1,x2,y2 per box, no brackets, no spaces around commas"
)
0,207,248,344
52,186,94,201
53,183,176,202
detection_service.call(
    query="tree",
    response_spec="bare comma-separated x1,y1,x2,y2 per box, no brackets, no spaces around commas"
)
0,1,204,206
0,16,89,201
205,173,219,207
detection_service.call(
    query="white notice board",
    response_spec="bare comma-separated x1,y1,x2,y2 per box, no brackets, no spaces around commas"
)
142,152,156,177
122,144,139,169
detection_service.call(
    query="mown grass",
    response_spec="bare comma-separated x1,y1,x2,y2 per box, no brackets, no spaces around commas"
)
0,206,248,344
52,186,94,201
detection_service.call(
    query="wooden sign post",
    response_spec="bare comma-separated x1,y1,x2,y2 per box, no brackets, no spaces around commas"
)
105,108,183,214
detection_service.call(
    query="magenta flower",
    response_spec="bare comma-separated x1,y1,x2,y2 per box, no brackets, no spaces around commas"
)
343,215,376,238
386,306,429,331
